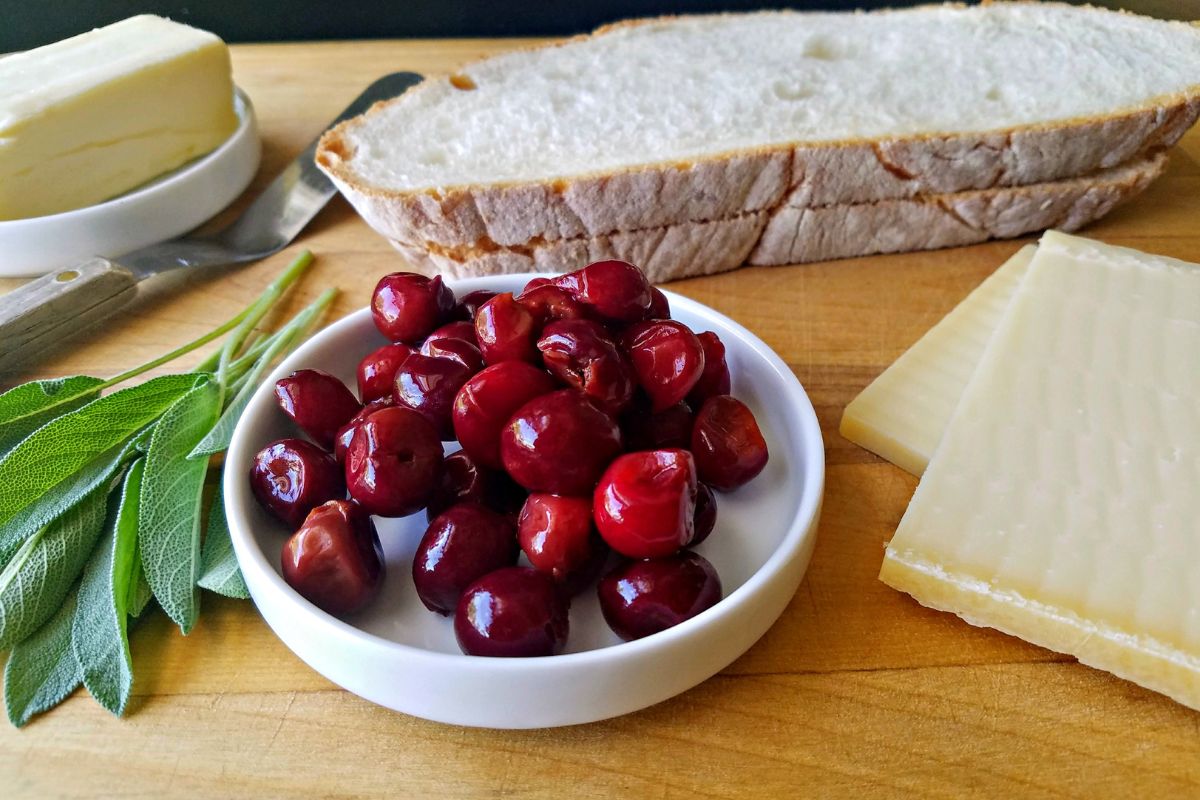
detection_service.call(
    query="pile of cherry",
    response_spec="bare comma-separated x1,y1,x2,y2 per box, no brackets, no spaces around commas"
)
249,260,769,657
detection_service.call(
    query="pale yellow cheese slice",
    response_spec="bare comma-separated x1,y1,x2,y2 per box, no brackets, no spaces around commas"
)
0,15,238,220
840,246,1034,475
881,231,1200,710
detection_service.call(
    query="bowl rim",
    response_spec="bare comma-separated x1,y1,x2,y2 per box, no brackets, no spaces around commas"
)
0,87,255,231
224,275,825,672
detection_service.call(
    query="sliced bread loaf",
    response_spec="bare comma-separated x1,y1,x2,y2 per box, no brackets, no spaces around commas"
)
318,3,1200,251
389,153,1166,281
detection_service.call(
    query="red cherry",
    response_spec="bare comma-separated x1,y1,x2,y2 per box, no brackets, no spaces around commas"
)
622,320,706,412
553,260,652,322
275,369,362,449
621,398,694,451
249,439,345,528
455,567,569,657
412,503,519,614
425,339,485,373
646,286,671,320
425,449,502,521
281,500,383,616
536,319,635,413
597,551,721,641
522,277,552,292
692,395,769,491
516,282,587,326
490,470,532,521
344,406,443,517
500,389,623,495
357,343,414,403
371,272,455,343
420,321,484,372
593,449,697,558
517,494,596,582
333,397,392,464
690,482,718,546
453,289,497,321
688,332,732,406
425,320,477,344
474,292,538,365
393,351,474,440
452,362,557,470
429,321,475,343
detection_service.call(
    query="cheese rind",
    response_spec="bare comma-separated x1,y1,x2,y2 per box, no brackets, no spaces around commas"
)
0,15,238,220
839,246,1034,475
880,551,1200,711
881,231,1200,710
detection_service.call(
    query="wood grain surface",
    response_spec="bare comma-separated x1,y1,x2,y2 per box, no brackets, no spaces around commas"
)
2,38,1199,799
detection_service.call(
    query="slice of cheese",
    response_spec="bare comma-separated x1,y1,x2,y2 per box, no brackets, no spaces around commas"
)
840,246,1034,476
0,15,238,220
881,231,1200,710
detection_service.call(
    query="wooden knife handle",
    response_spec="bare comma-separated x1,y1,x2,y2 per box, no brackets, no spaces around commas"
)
0,258,139,373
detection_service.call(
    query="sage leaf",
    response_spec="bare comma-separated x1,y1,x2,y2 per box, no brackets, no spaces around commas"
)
71,459,143,716
197,491,249,599
0,425,152,571
139,379,221,633
0,486,108,650
3,586,82,727
127,547,154,619
0,374,196,557
0,376,104,457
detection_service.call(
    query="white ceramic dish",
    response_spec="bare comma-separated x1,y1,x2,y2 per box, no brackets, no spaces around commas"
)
224,275,824,728
0,89,260,277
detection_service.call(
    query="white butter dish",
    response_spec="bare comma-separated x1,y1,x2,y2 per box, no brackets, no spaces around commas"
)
0,89,260,278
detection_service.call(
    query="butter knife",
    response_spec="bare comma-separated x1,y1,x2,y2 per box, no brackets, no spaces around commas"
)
0,71,422,372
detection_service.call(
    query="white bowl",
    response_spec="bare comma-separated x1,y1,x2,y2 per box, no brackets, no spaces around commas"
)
224,275,824,728
0,89,260,277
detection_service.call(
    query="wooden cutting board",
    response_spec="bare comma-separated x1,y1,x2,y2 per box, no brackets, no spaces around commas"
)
1,38,1198,799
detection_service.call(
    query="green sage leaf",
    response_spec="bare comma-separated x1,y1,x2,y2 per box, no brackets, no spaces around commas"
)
139,379,221,633
127,547,154,619
71,459,144,716
0,374,196,562
0,376,104,457
4,586,82,727
0,425,152,571
0,487,108,651
197,490,249,599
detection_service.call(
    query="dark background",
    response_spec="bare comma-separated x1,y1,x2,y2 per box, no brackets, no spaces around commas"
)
2,0,1191,52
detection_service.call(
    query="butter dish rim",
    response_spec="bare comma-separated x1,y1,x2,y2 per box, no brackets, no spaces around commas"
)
0,88,260,277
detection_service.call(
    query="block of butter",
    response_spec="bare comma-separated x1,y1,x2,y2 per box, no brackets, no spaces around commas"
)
878,231,1200,710
0,15,238,220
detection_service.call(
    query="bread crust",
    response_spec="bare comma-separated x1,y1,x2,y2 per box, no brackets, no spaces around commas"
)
389,152,1165,281
390,212,769,282
315,4,1200,250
